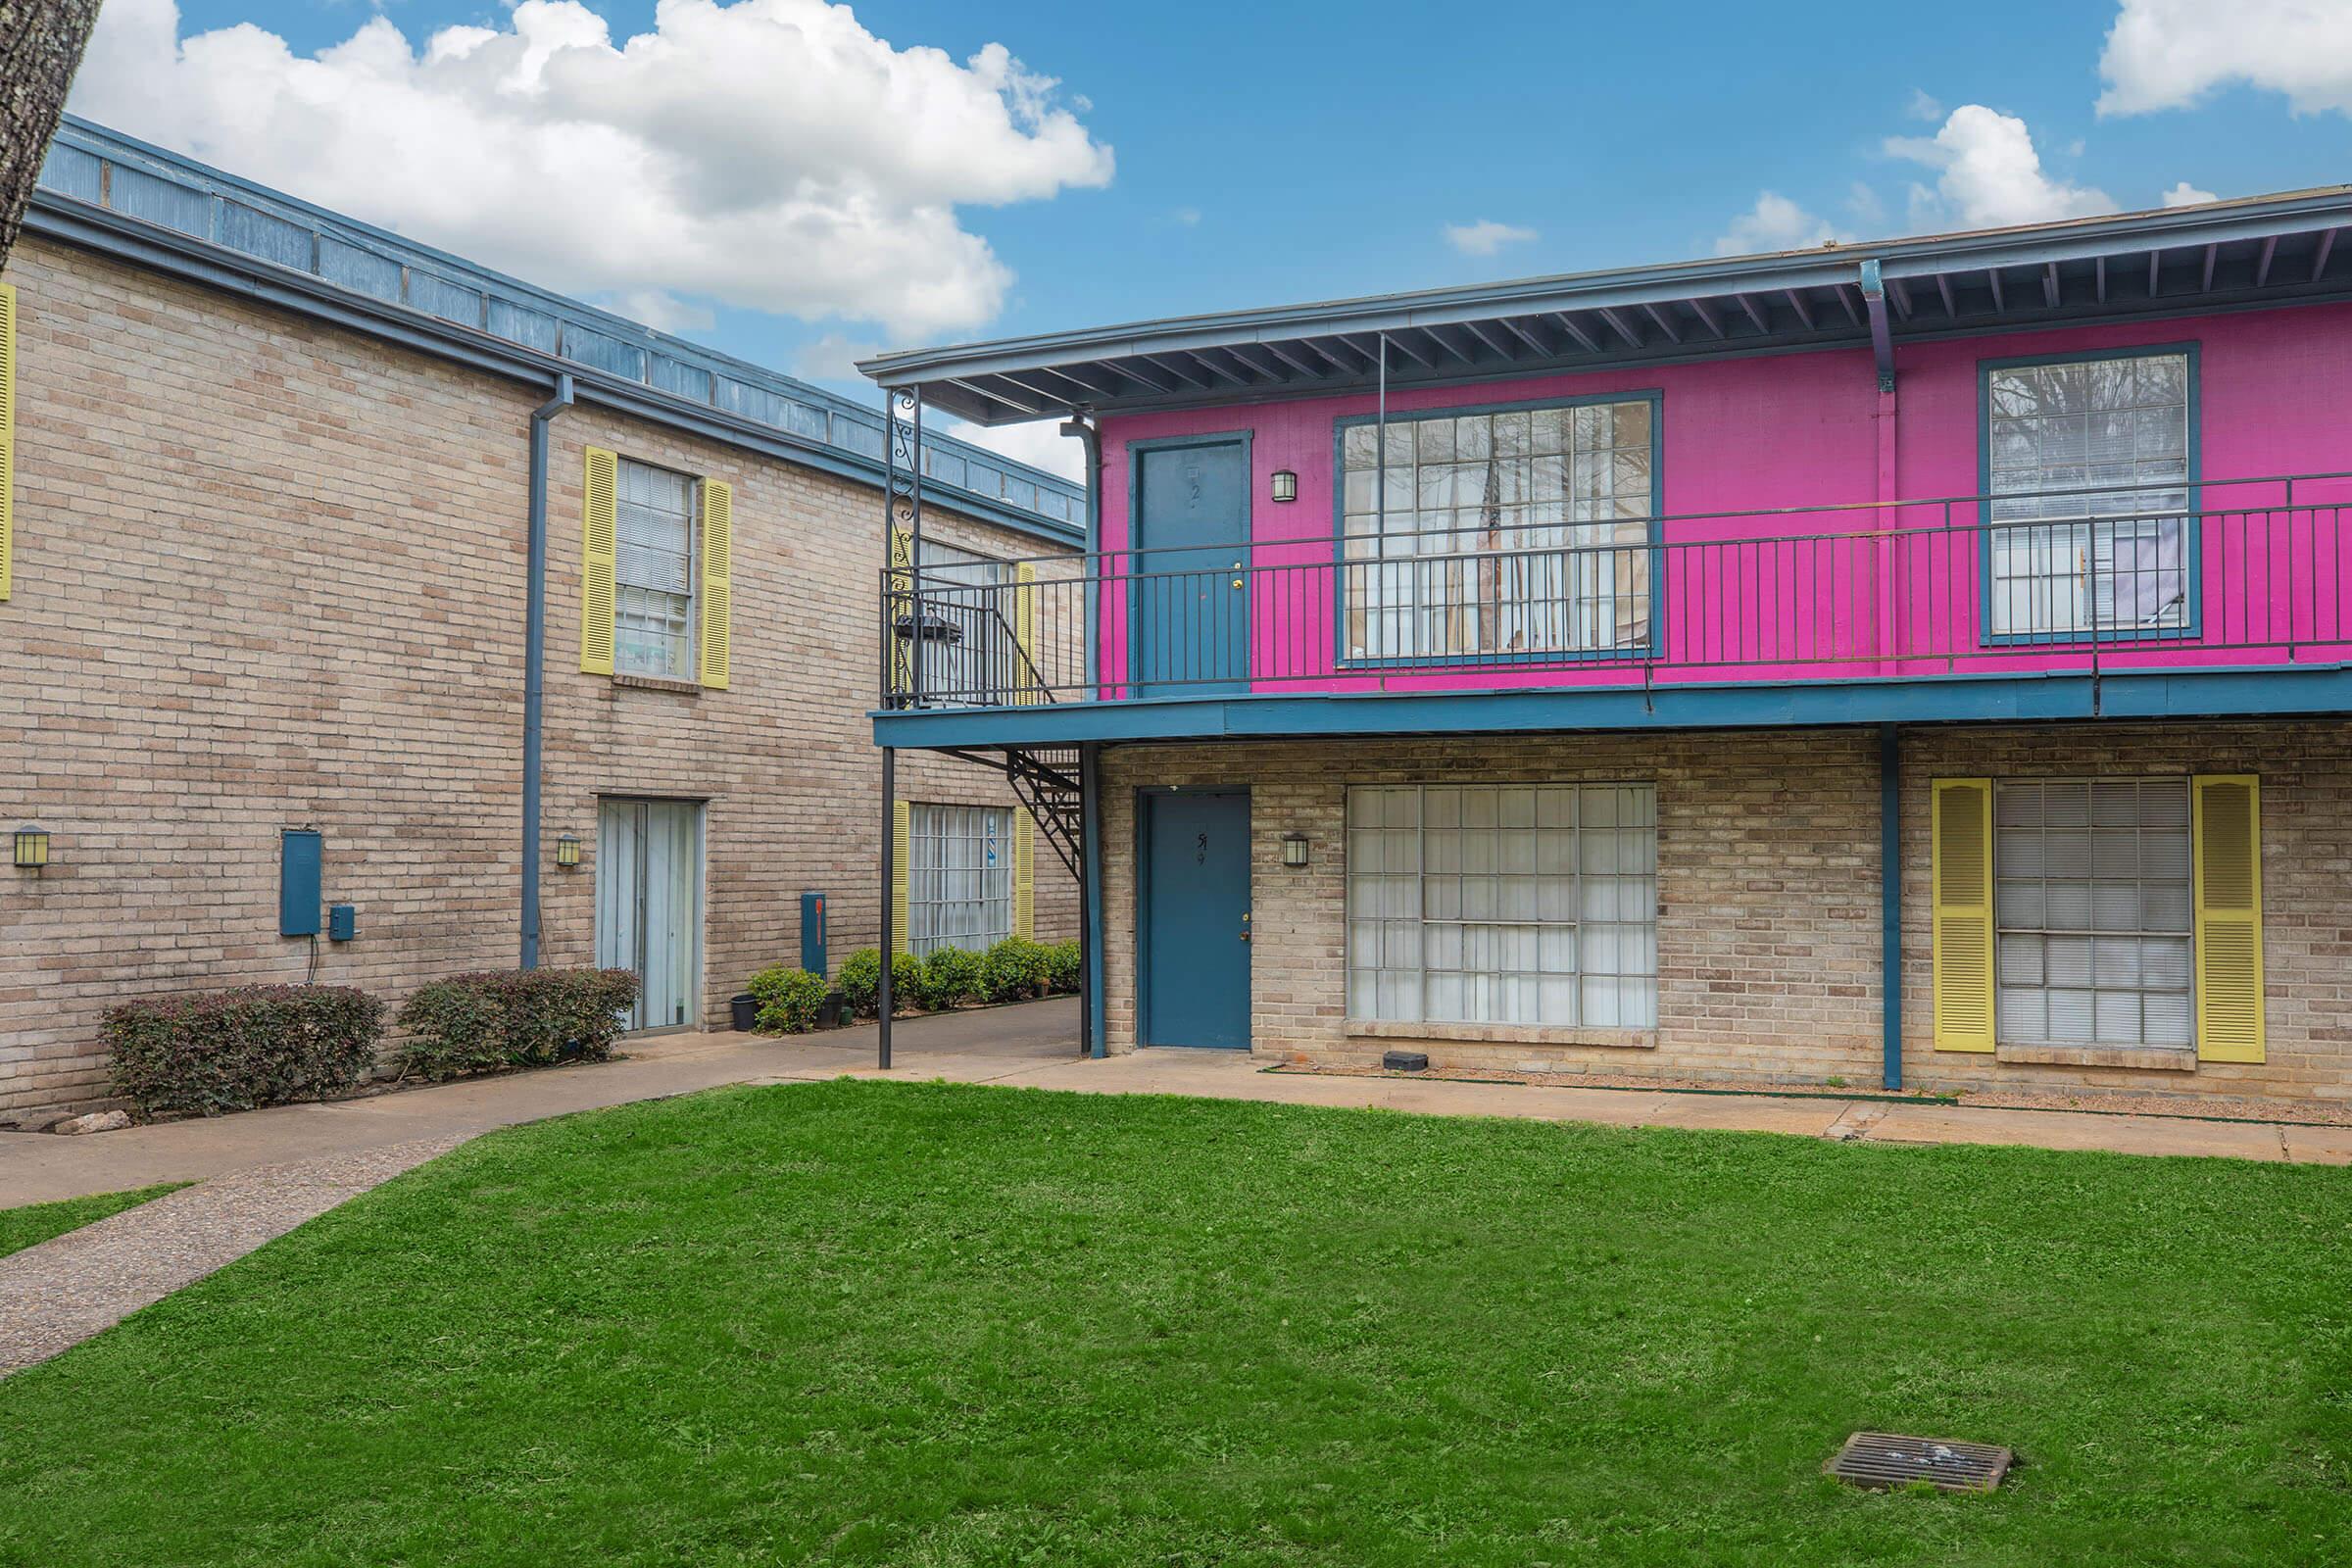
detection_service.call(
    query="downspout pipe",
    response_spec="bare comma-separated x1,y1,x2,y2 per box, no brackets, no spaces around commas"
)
1880,722,1902,1091
1060,415,1109,1059
520,372,574,968
1060,414,1102,695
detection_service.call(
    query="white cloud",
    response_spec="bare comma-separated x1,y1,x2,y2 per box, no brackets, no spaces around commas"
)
2161,180,2219,207
1886,104,2117,229
2100,0,2352,118
1712,191,1842,257
605,289,714,334
791,332,883,382
943,416,1086,482
71,0,1114,337
1444,219,1537,258
1171,206,1201,226
1905,87,1942,122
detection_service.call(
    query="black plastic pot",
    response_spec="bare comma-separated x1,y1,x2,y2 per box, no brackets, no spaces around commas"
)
817,993,847,1029
729,993,760,1032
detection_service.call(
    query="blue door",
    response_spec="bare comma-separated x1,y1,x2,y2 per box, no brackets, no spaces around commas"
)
1140,790,1251,1049
1132,437,1250,695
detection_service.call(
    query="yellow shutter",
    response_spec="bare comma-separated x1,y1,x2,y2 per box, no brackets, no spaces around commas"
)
1012,561,1038,703
698,478,732,689
2194,774,2266,1062
0,282,16,602
579,446,618,674
890,799,911,957
1013,811,1035,939
1931,777,1995,1052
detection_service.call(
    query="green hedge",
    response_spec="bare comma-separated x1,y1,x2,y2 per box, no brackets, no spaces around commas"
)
1043,940,1081,995
978,936,1053,1003
748,966,827,1033
837,948,883,1018
394,968,640,1082
915,947,984,1010
838,941,1083,1018
105,986,386,1119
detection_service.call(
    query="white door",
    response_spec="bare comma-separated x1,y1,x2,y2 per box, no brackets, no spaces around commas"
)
595,798,703,1031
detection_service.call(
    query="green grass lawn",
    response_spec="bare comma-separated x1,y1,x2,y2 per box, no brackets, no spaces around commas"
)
2,1082,2348,1567
0,1184,185,1261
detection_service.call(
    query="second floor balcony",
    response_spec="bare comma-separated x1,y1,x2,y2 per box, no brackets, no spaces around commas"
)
876,472,2352,745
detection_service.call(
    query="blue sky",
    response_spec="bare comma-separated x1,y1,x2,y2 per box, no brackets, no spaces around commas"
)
73,0,2352,472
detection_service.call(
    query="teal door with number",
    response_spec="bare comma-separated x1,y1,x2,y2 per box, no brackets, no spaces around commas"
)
1131,437,1250,695
1140,790,1251,1049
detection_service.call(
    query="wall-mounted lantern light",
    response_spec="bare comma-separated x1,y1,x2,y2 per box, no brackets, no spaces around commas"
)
1270,469,1298,504
1280,831,1310,869
555,833,581,869
13,823,51,871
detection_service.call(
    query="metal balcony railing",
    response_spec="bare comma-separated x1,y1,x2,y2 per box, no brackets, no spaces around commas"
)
880,471,2352,710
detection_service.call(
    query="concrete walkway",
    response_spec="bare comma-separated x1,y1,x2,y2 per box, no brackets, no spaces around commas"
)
6,998,2351,1375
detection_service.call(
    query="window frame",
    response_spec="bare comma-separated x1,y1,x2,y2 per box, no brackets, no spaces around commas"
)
906,801,1015,957
1989,773,2197,1053
1975,342,2202,649
912,537,1015,703
612,455,701,682
1343,780,1660,1031
1329,389,1666,671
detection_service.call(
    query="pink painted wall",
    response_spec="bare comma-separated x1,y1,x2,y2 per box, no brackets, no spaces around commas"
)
1091,302,2352,696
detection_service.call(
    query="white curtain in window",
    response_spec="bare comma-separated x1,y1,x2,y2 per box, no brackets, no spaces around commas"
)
909,804,1013,956
615,461,696,678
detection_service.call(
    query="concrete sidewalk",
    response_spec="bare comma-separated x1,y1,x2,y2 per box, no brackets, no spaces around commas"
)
7,998,2351,1211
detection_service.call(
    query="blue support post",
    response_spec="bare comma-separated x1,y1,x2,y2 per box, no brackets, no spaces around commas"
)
1880,722,1902,1091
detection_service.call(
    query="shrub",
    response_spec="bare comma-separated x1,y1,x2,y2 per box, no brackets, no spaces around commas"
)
915,946,983,1010
106,985,385,1119
1044,940,1082,995
394,967,640,1081
748,965,828,1033
978,936,1053,1003
837,948,883,1018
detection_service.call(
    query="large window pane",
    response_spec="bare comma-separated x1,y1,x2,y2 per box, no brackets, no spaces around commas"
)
1344,783,1657,1028
908,805,1013,956
1992,777,2193,1049
1985,354,2191,638
912,540,1012,702
1341,401,1655,662
615,459,696,679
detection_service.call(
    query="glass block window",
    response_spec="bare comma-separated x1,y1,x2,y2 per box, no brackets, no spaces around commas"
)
1993,778,2194,1049
909,804,1013,956
1986,353,2191,638
615,459,697,678
1346,784,1657,1028
914,539,1012,702
1340,400,1654,662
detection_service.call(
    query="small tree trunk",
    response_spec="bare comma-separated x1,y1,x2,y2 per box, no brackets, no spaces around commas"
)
0,0,105,268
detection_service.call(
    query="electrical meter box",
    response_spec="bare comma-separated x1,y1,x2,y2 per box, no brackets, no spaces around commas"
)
280,829,322,937
800,891,827,976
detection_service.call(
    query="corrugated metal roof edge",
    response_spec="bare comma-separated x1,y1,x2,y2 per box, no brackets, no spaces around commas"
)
25,116,1084,547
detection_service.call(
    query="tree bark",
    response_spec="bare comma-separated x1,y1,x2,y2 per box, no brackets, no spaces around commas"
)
0,0,104,268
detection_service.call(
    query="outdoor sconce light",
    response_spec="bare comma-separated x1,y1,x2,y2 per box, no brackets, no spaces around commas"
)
13,823,51,871
1270,469,1298,504
555,833,581,869
1280,831,1311,869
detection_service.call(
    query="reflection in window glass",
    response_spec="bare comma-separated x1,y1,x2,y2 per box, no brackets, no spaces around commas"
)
1340,401,1654,662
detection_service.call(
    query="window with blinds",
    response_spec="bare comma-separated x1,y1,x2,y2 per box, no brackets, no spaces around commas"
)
914,539,1012,702
1993,777,2194,1049
615,459,697,679
1347,783,1657,1028
1985,351,2191,639
1339,399,1655,662
909,804,1013,956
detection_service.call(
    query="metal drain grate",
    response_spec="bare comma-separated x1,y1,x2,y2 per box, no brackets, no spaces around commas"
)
1825,1432,2013,1493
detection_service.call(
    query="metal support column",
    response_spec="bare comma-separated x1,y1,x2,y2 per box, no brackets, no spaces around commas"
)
886,387,926,704
1880,723,1902,1091
1081,741,1106,1058
879,745,896,1070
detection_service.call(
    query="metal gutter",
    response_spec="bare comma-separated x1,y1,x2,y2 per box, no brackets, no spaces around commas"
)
519,373,574,968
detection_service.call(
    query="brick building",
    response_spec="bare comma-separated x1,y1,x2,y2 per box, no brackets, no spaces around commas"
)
865,190,2352,1111
0,119,1079,1119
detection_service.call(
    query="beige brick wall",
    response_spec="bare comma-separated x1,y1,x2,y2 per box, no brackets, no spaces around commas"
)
1098,723,2352,1107
0,237,1074,1117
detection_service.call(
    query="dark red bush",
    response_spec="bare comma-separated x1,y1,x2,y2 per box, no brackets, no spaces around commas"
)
105,985,385,1119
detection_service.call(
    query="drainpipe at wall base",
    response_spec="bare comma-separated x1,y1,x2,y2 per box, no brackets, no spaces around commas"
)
519,372,575,969
1881,722,1902,1091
